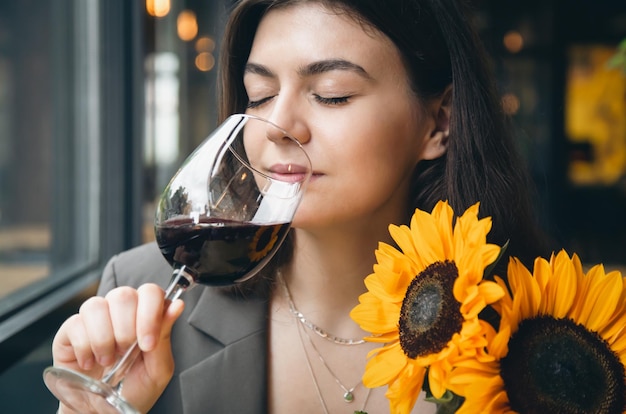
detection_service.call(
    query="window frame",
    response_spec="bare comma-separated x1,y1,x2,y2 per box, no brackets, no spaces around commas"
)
0,0,145,373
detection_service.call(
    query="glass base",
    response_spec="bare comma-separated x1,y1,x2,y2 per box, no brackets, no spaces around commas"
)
43,366,140,414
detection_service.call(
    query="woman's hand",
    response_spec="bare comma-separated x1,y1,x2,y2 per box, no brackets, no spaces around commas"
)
52,283,185,413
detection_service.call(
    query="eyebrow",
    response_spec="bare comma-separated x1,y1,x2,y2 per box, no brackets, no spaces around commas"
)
244,59,371,79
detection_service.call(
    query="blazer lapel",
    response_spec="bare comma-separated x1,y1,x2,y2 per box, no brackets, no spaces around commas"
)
179,287,269,414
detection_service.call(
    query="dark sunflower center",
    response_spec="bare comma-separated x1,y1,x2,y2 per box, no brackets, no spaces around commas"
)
501,315,626,414
398,260,463,359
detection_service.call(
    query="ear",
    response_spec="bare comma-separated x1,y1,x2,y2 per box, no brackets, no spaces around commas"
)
420,85,452,161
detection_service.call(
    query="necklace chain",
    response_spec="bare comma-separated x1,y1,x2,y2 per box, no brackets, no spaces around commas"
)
278,270,366,346
296,319,372,413
278,271,371,412
296,322,331,414
300,320,363,403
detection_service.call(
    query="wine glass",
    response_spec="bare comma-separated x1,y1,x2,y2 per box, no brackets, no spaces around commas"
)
43,113,312,413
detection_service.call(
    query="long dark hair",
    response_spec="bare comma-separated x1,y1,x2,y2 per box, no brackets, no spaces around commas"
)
218,0,550,294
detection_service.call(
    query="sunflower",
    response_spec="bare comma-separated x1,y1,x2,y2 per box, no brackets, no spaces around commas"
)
349,201,505,414
248,224,281,262
449,250,626,414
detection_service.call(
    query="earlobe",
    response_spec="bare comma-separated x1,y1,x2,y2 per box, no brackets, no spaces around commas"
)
421,85,452,161
421,129,449,160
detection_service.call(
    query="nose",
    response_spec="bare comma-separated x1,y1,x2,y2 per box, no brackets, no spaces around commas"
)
264,121,309,147
264,94,311,146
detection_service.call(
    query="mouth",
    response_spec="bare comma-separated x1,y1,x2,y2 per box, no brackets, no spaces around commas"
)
268,163,316,183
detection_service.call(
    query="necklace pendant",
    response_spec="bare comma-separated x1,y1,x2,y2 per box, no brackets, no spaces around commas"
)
343,391,354,403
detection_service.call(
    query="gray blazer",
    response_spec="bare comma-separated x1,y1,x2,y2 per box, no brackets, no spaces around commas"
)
97,243,269,413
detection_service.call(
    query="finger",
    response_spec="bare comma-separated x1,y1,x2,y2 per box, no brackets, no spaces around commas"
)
105,286,139,352
162,298,185,333
78,296,116,367
136,283,166,352
142,298,185,385
53,314,95,371
119,298,185,413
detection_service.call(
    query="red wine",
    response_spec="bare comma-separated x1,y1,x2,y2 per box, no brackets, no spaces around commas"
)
155,217,290,286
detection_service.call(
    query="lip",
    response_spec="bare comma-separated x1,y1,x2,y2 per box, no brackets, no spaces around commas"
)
269,163,309,174
268,163,316,183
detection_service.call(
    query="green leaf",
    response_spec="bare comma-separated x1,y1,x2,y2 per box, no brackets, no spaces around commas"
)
423,390,464,414
423,370,465,413
435,396,464,414
424,389,455,404
483,240,509,280
607,38,626,74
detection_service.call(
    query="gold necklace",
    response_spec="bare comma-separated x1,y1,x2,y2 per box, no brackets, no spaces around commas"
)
296,311,372,412
278,270,366,346
278,271,372,411
300,320,365,403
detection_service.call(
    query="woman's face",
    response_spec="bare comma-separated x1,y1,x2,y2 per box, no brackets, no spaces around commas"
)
243,3,437,230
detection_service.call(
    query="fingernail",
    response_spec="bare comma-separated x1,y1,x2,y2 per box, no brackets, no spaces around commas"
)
83,356,94,370
141,335,156,350
98,354,114,367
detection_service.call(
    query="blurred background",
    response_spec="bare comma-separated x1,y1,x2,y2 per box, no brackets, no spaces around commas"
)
0,0,624,411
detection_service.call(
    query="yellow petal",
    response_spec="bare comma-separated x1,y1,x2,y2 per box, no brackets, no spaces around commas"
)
389,224,417,261
365,265,411,303
478,280,506,304
578,267,623,332
427,362,449,399
545,250,577,318
409,209,444,264
433,200,455,258
600,275,626,340
350,292,400,334
362,341,407,387
610,329,626,355
508,257,540,319
365,331,399,343
386,360,426,414
533,255,552,294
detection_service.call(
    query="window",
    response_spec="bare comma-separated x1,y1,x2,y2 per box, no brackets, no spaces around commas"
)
0,2,145,411
0,0,103,339
0,0,228,410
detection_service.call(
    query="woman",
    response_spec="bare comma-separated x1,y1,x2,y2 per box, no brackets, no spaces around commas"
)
52,0,549,413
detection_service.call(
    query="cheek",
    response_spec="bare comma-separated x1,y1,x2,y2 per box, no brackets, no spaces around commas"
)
344,98,426,169
292,139,417,228
348,148,415,201
342,122,421,188
348,121,423,177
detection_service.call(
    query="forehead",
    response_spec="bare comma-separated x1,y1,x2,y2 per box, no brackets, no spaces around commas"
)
249,3,401,69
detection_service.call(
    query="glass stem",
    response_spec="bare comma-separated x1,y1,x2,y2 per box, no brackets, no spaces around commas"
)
99,266,194,390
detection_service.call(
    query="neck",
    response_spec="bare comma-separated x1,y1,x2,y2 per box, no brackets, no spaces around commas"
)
275,224,394,337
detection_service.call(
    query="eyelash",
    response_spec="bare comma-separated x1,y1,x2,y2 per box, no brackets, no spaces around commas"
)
314,95,350,105
246,96,273,109
246,94,350,109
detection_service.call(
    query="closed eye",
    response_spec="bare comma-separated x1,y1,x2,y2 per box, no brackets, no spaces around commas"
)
314,95,350,105
246,96,274,109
